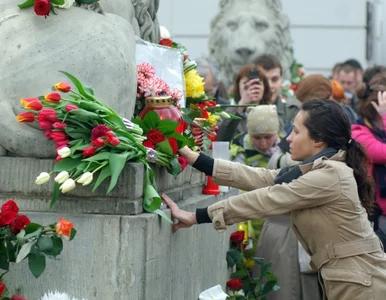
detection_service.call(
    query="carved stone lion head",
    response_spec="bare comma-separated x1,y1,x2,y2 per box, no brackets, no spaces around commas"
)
208,0,293,88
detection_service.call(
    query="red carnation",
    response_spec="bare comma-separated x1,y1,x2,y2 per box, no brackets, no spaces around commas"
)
177,156,188,171
167,138,179,154
10,215,31,234
159,38,173,47
230,231,244,244
226,279,243,291
0,211,17,227
147,129,165,144
91,124,110,140
1,200,19,214
83,146,96,158
34,0,50,17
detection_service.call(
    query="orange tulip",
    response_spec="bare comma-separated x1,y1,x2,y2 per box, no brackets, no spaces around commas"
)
16,112,35,122
56,217,73,237
54,82,71,93
44,92,61,103
20,97,43,111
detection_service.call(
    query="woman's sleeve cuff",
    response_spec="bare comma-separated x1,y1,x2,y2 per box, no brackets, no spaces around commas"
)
192,153,214,176
196,207,212,224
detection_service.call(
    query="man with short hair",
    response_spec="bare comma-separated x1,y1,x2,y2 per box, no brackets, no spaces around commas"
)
217,54,286,141
337,64,361,111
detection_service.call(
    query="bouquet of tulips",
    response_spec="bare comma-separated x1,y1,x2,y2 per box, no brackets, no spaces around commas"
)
16,72,190,222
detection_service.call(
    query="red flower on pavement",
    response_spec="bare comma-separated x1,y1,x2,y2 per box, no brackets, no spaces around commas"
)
10,215,31,234
167,138,178,154
91,124,110,140
0,211,17,227
54,82,71,93
159,38,173,47
230,231,244,244
226,279,243,291
1,200,19,214
83,146,96,158
20,97,43,111
34,0,50,17
147,129,165,144
44,92,61,103
16,112,35,123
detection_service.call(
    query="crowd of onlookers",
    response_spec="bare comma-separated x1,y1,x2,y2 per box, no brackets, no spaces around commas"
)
195,55,386,300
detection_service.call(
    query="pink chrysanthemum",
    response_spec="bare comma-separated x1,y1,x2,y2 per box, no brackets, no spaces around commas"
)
170,88,183,101
137,62,156,79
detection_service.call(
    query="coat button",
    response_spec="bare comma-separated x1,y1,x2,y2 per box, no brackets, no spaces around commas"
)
215,221,221,227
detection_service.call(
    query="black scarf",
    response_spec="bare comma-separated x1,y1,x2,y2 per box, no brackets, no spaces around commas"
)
274,148,338,184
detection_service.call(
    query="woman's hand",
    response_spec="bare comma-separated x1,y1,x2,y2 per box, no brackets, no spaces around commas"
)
161,194,197,232
372,91,386,116
178,146,199,165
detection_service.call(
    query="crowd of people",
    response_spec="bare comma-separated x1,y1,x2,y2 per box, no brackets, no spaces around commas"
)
166,55,386,300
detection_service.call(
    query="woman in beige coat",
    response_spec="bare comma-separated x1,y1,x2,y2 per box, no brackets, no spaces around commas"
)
163,99,386,300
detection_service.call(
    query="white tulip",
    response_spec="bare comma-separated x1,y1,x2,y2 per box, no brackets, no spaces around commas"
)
54,171,70,184
57,147,71,158
77,172,93,186
59,179,76,193
35,172,50,185
53,0,76,9
219,111,231,119
159,25,171,39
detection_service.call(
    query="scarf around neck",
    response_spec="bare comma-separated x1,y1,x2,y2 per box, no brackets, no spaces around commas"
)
274,147,338,184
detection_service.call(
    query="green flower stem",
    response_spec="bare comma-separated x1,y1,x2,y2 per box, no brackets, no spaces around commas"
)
91,161,109,174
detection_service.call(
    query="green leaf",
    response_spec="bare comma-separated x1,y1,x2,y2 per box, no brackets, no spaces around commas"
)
107,152,130,194
167,132,194,148
68,109,100,122
50,0,65,4
84,152,110,162
49,182,61,209
154,209,173,224
59,71,97,102
24,223,43,235
261,279,278,296
77,0,100,4
28,251,46,278
69,140,85,154
260,262,272,277
272,284,280,292
84,85,94,95
0,242,9,271
226,248,242,267
6,242,16,263
16,240,35,263
167,157,182,178
157,119,178,134
155,140,173,156
54,157,82,172
92,165,111,192
69,228,77,241
50,236,63,257
37,236,53,253
143,184,162,212
253,257,266,265
23,227,43,240
77,100,106,112
132,117,147,132
65,127,90,140
230,268,248,280
17,0,34,8
143,111,159,131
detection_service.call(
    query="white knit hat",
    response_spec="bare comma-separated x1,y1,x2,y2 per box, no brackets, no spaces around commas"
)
246,105,280,134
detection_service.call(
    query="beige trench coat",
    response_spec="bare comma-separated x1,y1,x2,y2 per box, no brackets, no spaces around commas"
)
209,151,386,300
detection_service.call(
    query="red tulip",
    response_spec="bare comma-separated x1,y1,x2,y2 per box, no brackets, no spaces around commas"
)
37,109,58,123
65,104,78,112
11,295,27,300
44,92,61,103
16,112,35,123
49,131,67,142
83,146,96,158
54,82,71,93
52,122,67,129
39,121,52,130
20,97,43,111
105,131,120,146
91,137,105,147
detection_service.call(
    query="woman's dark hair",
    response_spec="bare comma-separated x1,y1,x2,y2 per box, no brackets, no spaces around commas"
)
302,100,375,213
357,72,386,125
233,64,271,104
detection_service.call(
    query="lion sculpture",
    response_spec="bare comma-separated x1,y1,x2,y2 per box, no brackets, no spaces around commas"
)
0,0,160,158
208,0,293,88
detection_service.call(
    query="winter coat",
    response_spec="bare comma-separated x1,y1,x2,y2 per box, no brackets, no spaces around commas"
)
208,151,386,300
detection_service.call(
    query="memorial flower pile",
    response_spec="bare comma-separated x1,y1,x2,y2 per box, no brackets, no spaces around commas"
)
16,72,189,222
0,199,76,281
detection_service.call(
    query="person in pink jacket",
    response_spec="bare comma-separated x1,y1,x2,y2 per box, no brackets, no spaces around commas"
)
351,73,386,247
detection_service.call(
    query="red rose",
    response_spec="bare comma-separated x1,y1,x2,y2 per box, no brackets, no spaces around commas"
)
167,138,179,154
11,295,26,300
176,121,188,134
83,146,96,158
143,140,155,149
0,282,6,297
230,231,244,244
0,211,17,227
10,215,31,234
147,129,165,144
91,124,110,140
1,200,19,214
226,279,243,291
159,38,173,47
34,0,50,16
177,156,188,171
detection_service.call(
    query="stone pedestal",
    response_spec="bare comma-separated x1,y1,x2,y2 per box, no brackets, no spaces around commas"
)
0,157,236,300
